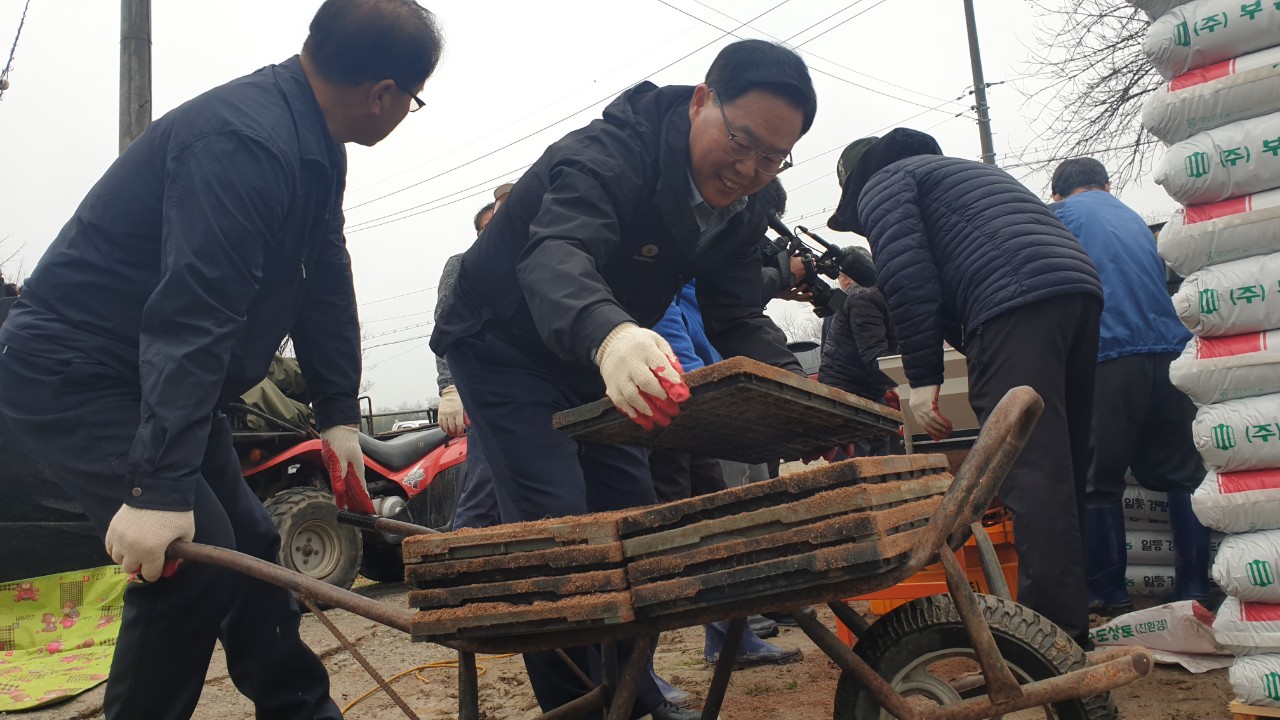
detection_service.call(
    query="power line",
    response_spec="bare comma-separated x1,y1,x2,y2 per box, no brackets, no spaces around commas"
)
679,0,962,109
0,0,32,101
1000,140,1159,171
358,285,436,308
362,309,435,324
779,0,869,44
350,0,945,237
780,99,974,224
790,0,891,48
363,320,434,341
345,2,765,199
345,164,526,233
364,333,434,351
343,0,796,233
365,338,433,369
652,0,954,115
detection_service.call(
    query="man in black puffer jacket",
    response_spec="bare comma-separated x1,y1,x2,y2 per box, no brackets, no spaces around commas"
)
828,129,1103,648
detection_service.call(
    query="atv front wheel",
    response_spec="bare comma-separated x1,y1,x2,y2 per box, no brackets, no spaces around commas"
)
264,487,362,591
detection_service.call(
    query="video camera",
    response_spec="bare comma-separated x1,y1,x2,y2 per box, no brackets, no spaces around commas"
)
765,214,877,318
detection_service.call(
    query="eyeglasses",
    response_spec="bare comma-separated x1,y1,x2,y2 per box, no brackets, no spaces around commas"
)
397,82,425,113
710,88,793,176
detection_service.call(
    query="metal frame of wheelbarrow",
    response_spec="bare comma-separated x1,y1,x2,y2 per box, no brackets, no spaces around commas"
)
167,386,1152,720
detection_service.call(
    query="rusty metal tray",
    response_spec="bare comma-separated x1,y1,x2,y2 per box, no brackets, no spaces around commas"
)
551,357,902,464
408,569,629,610
632,527,925,621
617,454,948,544
410,591,635,641
401,511,622,565
404,543,623,588
625,495,944,585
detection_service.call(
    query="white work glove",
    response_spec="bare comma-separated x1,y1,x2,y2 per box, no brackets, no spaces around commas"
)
321,425,374,514
438,385,468,437
908,384,954,441
104,505,195,582
594,323,689,431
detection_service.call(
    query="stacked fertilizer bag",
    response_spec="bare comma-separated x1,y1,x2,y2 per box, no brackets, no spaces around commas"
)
1122,473,1227,596
1135,0,1280,704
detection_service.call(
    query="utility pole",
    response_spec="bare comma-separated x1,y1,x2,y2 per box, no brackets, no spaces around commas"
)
962,0,996,166
119,0,151,154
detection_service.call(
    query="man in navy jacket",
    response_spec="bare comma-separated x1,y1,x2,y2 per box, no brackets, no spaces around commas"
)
430,39,815,716
1050,158,1207,614
829,129,1103,647
0,2,443,717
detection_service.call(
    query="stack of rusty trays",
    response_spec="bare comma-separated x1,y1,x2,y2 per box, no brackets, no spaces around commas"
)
404,512,632,644
622,454,951,624
405,454,953,648
551,356,903,464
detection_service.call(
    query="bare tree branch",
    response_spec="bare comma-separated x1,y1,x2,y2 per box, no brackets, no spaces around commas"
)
772,307,823,343
1019,1,1163,188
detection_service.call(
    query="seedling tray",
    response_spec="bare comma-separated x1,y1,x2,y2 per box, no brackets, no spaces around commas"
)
552,357,902,463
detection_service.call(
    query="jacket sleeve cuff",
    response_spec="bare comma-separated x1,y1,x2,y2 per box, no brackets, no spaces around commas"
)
123,476,198,512
577,303,637,365
314,396,361,430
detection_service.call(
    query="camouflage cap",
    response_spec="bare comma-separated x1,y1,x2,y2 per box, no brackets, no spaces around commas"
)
836,137,880,189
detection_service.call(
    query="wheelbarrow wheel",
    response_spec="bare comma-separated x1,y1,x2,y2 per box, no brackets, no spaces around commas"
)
834,594,1116,720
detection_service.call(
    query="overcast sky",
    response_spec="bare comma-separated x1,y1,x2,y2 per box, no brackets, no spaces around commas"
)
0,0,1178,407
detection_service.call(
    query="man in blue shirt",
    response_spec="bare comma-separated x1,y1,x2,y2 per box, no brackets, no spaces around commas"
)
0,2,443,717
1051,158,1209,614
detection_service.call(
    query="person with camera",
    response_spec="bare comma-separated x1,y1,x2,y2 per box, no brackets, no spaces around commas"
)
816,248,901,456
0,2,443,716
430,39,816,718
828,128,1103,649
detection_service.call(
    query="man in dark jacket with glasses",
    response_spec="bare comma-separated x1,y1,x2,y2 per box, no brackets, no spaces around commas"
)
0,2,443,717
431,39,816,719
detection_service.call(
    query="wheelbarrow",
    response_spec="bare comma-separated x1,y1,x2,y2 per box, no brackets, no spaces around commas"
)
167,386,1150,719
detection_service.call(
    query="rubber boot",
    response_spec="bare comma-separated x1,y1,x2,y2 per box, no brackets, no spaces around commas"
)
1168,492,1211,602
704,621,801,666
1082,498,1133,614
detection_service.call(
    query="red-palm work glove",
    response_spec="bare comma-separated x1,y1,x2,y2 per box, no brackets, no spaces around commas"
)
595,323,691,430
884,388,901,410
320,425,375,515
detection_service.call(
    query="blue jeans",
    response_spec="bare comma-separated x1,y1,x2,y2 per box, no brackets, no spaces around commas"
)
452,427,500,529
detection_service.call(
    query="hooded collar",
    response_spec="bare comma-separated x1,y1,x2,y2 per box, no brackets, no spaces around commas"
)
828,128,942,234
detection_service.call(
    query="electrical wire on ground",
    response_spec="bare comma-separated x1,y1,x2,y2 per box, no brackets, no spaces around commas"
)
340,654,516,716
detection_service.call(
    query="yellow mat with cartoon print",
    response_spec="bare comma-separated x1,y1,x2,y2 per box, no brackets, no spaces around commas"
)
0,566,128,711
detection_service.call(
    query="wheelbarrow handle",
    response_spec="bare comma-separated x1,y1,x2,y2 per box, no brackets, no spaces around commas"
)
336,509,439,536
909,386,1043,571
166,540,417,634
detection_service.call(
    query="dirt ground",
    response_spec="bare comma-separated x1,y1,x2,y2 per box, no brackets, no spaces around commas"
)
8,583,1234,720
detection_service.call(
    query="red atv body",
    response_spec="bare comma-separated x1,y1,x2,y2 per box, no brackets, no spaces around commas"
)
238,426,467,588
